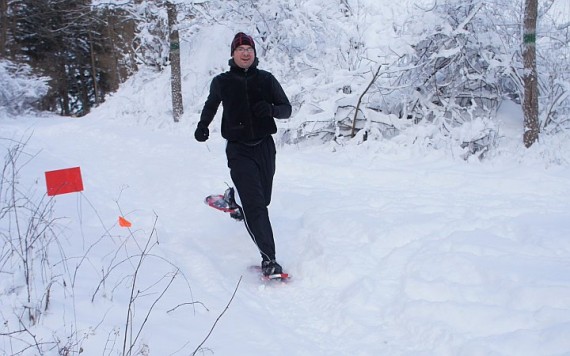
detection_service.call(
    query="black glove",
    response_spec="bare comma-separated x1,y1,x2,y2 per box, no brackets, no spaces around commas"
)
252,101,273,118
194,123,209,142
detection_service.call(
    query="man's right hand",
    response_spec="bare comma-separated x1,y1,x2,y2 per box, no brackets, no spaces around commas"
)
194,124,209,142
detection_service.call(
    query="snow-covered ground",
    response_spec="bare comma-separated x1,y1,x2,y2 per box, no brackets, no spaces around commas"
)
2,108,570,355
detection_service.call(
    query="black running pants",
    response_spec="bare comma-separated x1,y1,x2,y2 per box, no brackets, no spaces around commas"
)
226,136,276,261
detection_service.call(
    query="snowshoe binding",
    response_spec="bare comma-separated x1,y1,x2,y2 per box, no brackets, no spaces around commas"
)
223,187,243,221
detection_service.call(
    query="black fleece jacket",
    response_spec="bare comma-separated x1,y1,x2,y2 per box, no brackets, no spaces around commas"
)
198,58,292,142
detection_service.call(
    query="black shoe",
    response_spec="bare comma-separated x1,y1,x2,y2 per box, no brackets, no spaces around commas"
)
229,208,244,221
223,187,240,209
261,260,283,276
223,187,244,221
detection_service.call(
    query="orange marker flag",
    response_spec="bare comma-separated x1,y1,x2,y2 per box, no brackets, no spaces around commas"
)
118,216,132,228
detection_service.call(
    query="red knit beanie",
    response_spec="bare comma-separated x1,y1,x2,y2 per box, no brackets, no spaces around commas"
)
231,32,256,55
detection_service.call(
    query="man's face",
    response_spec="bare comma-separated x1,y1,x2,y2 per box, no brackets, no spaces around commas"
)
233,45,255,69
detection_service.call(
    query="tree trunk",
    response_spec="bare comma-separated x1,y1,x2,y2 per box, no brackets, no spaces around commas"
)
59,61,70,116
104,10,121,91
522,0,539,148
0,0,7,57
166,1,183,123
88,31,100,105
79,64,91,116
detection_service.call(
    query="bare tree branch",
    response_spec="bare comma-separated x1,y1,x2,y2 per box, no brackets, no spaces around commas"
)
192,276,242,356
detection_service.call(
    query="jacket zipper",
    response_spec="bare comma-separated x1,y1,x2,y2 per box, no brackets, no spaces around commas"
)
243,68,255,138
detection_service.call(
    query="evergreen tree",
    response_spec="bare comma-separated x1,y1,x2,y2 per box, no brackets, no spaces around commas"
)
12,0,137,116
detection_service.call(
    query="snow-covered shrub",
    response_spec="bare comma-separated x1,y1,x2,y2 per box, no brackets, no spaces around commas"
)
372,0,570,149
0,59,49,116
132,2,169,69
385,1,511,124
536,3,570,134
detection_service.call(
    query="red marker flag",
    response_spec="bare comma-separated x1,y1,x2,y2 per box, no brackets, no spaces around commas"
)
45,167,84,196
